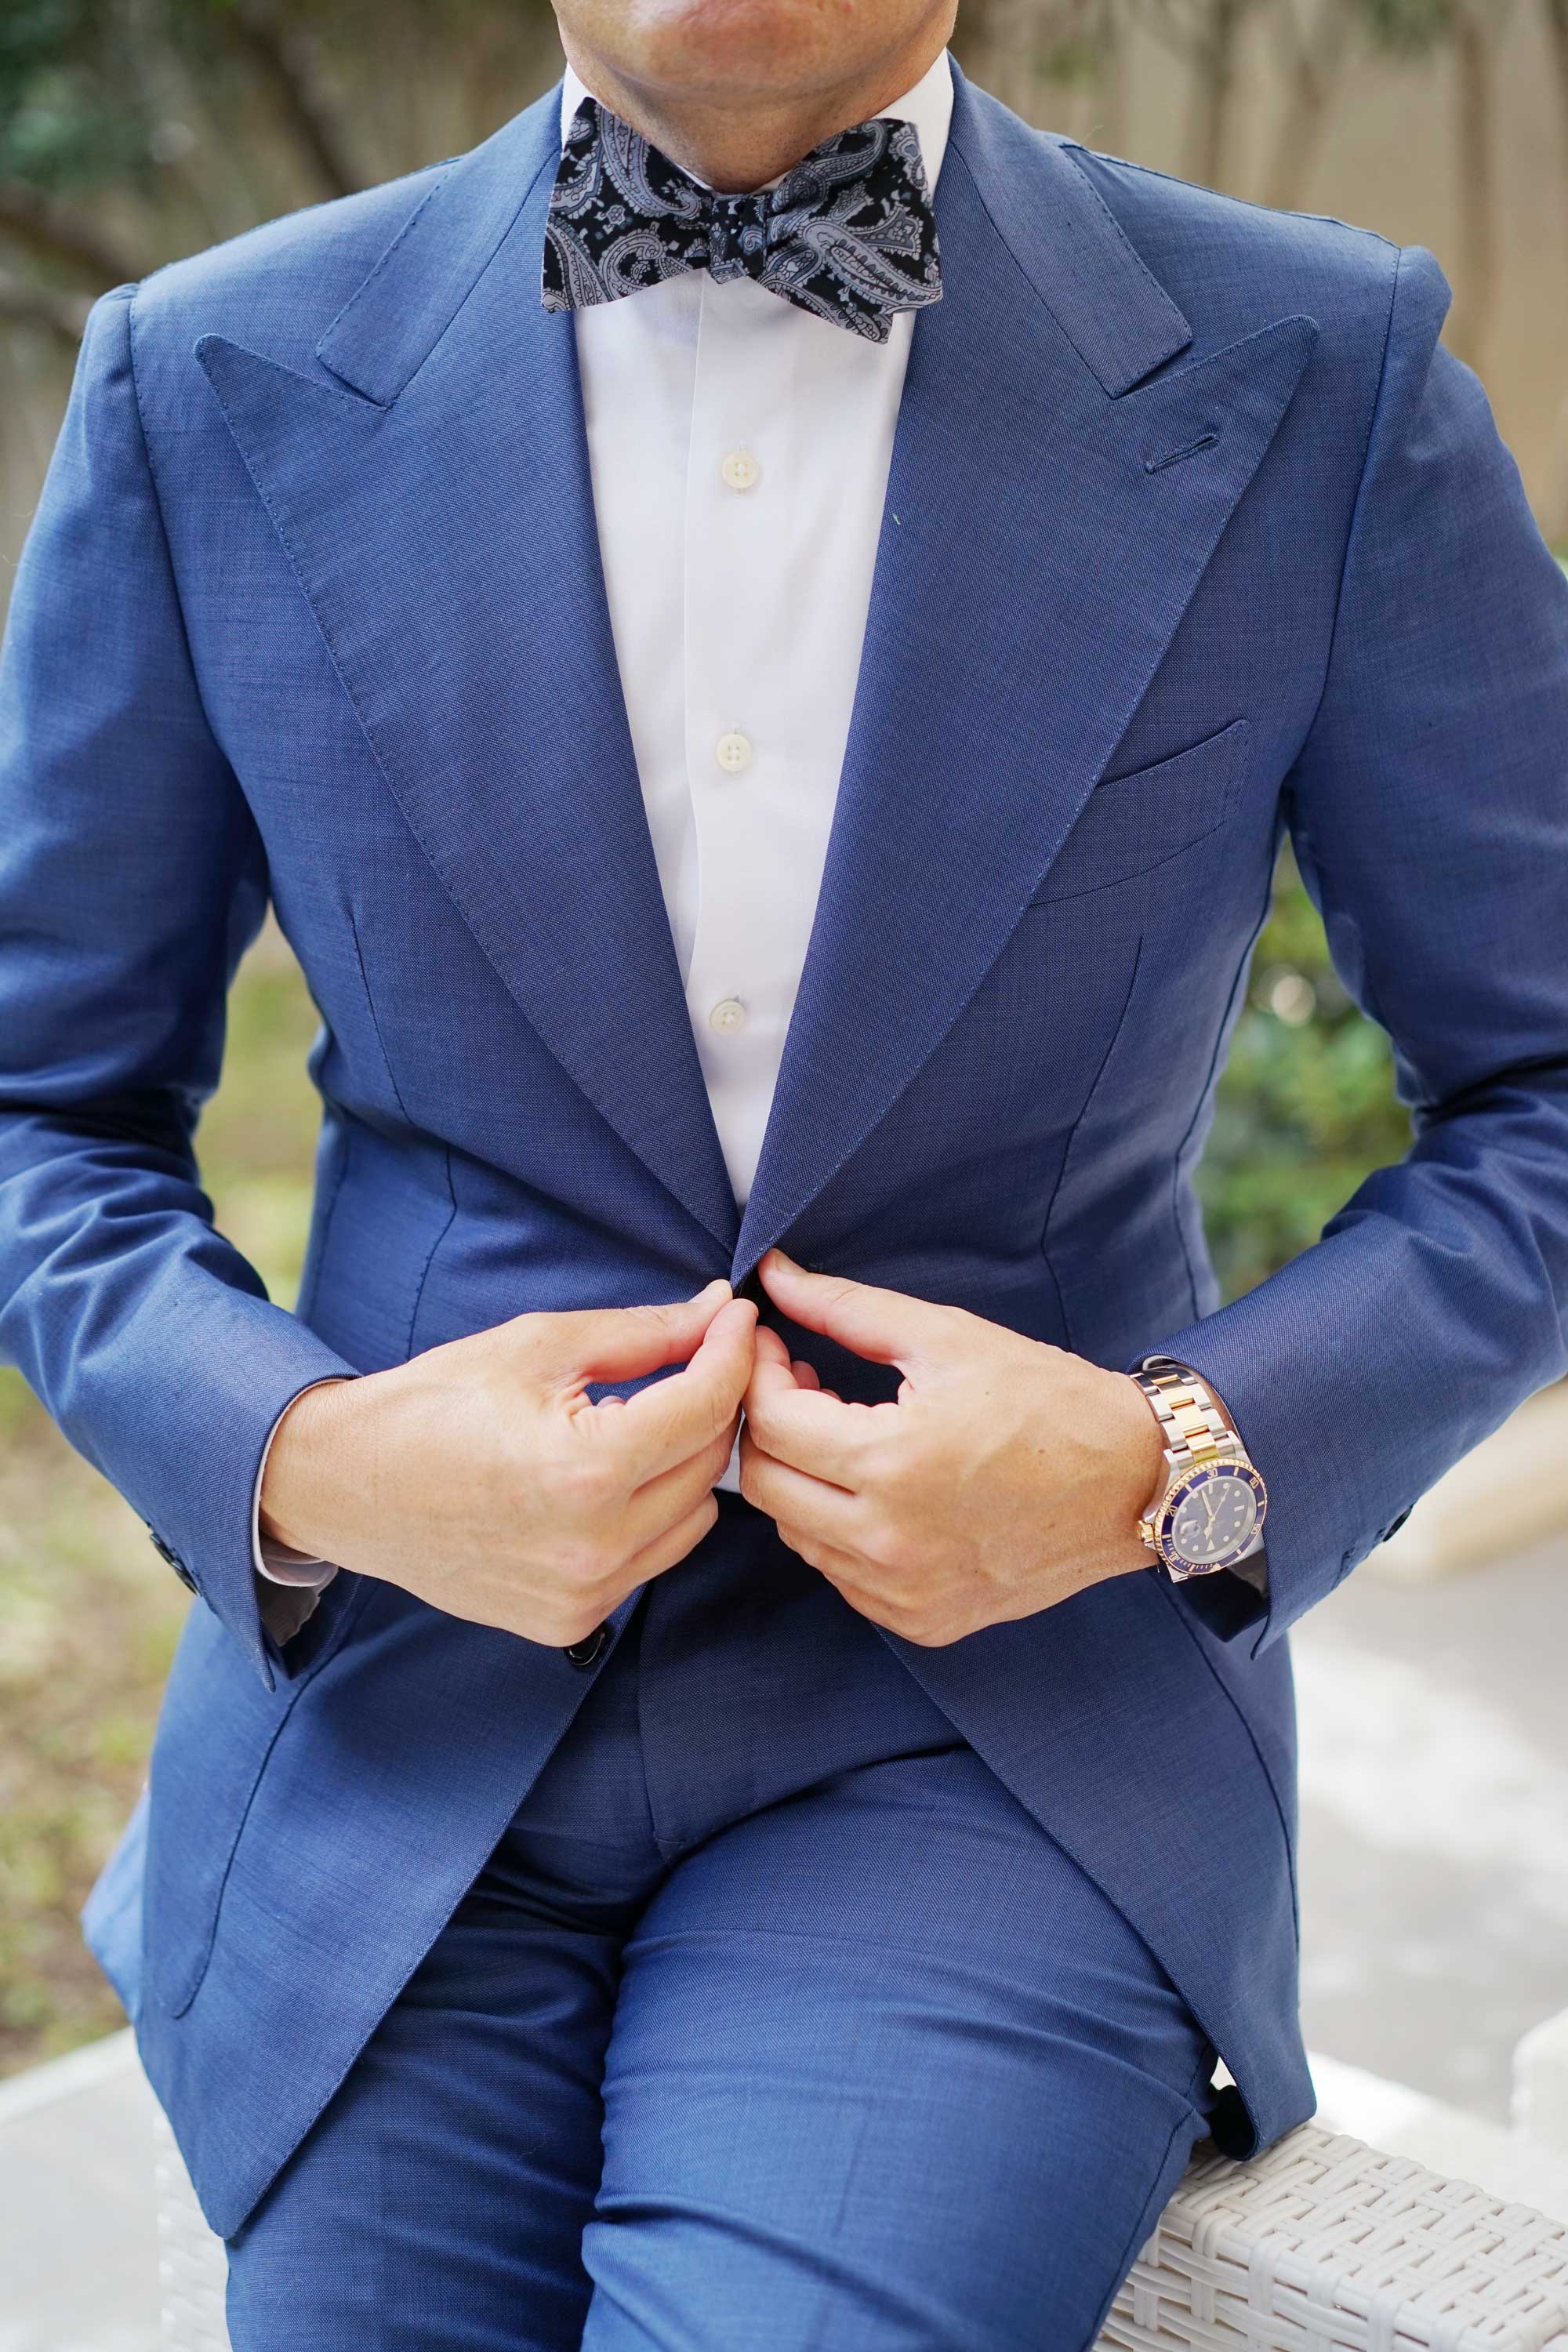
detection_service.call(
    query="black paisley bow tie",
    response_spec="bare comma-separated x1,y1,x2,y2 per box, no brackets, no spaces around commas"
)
542,94,942,344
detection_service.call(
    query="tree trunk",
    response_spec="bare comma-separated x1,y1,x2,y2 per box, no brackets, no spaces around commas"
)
1263,0,1354,212
1446,7,1498,372
1087,0,1131,153
1542,0,1568,191
0,185,144,291
0,271,93,354
1185,0,1248,189
224,10,360,199
1542,383,1568,546
956,0,1087,129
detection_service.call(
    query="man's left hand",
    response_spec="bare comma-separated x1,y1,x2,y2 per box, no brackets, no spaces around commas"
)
739,1250,1167,1646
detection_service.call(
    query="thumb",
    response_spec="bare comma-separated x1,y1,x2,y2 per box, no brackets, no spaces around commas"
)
531,1279,735,1389
757,1250,951,1370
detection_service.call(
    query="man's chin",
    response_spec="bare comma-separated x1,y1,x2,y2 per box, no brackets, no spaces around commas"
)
562,0,939,111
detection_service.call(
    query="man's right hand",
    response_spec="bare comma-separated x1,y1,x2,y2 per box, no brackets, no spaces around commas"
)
258,1279,757,1646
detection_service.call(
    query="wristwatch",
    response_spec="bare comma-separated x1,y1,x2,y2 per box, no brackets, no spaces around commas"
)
1131,1355,1268,1581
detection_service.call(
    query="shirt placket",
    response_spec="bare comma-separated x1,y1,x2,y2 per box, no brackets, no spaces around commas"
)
681,276,803,1210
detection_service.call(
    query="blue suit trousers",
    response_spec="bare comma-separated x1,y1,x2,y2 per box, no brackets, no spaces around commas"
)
224,1503,1219,2351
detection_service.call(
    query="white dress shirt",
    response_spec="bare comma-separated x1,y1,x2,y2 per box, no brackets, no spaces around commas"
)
256,50,954,1580
566,49,952,1205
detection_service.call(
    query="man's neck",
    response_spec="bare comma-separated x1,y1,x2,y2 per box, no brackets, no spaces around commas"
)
557,23,953,193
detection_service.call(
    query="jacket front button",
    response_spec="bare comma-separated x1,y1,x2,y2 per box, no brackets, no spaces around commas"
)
563,1623,610,1668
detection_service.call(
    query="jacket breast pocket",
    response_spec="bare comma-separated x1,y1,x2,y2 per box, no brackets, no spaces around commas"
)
1031,718,1250,905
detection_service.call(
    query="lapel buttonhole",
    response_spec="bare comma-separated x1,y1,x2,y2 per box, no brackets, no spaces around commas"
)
1144,430,1220,476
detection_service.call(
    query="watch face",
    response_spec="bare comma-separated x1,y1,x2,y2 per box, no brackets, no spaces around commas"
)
1160,1463,1265,1572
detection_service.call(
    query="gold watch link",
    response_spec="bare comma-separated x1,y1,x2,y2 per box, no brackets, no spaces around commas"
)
1134,1360,1240,1507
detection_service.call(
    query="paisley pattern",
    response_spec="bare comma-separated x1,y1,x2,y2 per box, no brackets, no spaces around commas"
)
542,96,942,343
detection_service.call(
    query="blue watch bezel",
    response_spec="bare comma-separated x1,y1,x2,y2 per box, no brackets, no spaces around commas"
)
1153,1459,1269,1574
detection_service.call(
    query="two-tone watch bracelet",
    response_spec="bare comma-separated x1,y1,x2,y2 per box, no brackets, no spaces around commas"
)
1131,1355,1243,1479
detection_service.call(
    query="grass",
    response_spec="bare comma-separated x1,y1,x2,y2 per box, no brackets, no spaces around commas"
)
0,863,1399,2078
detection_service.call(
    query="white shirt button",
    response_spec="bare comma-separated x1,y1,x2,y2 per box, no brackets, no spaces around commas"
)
715,731,753,774
720,449,760,492
709,996,748,1034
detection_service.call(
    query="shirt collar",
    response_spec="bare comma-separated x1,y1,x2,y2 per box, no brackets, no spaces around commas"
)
557,45,954,195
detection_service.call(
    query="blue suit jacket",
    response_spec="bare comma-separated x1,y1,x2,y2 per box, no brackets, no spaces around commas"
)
4,67,1566,2236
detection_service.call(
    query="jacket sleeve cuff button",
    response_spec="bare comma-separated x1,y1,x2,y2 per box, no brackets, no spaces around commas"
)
562,1623,610,1668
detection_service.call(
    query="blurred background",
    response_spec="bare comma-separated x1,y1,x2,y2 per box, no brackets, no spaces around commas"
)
1,0,1566,2145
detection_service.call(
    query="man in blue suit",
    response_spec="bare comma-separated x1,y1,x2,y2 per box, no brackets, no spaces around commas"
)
3,0,1566,2334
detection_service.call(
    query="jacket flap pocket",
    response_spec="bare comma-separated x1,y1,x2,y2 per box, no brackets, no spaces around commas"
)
1032,717,1250,904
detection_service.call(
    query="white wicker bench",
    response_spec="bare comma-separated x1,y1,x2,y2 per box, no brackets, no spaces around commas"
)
1104,2128,1568,2351
154,2104,1568,2351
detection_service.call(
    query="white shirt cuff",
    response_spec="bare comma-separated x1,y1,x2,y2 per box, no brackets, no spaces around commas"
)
252,1377,349,1590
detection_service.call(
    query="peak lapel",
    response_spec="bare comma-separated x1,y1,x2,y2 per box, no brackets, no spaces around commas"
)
732,74,1317,1280
196,89,741,1258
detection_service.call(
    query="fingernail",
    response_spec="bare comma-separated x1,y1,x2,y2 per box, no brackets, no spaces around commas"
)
689,1277,731,1302
768,1248,798,1270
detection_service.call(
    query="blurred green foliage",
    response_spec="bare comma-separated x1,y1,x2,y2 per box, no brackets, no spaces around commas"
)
1198,847,1411,1297
0,1,151,191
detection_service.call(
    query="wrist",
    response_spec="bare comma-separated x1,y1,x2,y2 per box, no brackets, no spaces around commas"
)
259,1375,361,1558
1115,1368,1168,1520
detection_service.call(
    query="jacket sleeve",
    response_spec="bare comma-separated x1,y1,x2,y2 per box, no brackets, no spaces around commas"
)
1134,242,1568,1658
0,285,358,1690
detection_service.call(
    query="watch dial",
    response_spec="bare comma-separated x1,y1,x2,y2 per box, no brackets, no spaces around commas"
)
1169,1467,1260,1566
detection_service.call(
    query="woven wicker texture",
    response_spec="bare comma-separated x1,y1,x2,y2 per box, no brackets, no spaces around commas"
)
1098,2124,1568,2352
151,2102,1568,2351
152,2104,231,2352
